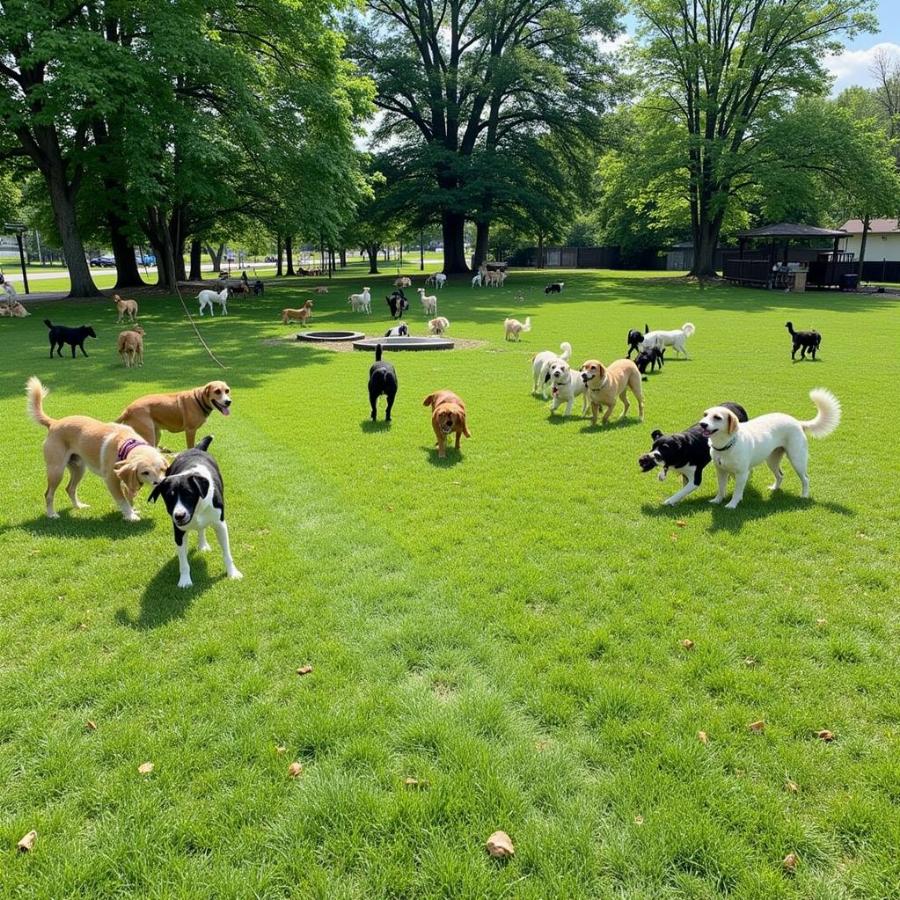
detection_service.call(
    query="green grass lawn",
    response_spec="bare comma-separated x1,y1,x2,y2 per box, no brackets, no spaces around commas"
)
1,271,898,897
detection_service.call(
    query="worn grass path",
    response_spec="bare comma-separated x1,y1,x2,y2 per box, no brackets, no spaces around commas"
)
0,270,898,897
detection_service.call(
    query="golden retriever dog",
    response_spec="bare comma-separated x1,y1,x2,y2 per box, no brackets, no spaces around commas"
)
113,294,139,323
26,376,168,521
423,390,471,458
504,316,531,341
117,325,145,368
117,381,232,448
428,316,450,335
281,300,313,326
579,358,644,425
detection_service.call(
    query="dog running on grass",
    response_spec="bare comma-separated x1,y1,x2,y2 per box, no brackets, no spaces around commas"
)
368,344,398,422
504,316,531,341
423,390,470,458
45,320,96,358
785,321,821,361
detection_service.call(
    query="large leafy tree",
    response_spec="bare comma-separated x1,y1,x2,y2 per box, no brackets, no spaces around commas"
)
349,0,621,273
631,0,877,278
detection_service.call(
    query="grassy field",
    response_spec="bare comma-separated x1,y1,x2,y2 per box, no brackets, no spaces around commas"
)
1,270,897,898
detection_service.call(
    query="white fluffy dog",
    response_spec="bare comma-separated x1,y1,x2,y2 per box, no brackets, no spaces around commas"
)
547,360,588,416
641,322,695,358
198,286,230,316
417,288,437,315
471,272,482,288
532,341,572,397
348,287,372,314
699,388,841,509
504,316,531,341
428,316,450,335
425,273,447,289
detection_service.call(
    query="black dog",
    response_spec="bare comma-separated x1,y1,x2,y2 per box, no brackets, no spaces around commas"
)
627,324,649,358
635,346,665,375
148,435,242,589
368,343,398,421
785,321,821,360
253,279,264,296
639,402,749,505
544,282,564,294
45,319,96,358
386,289,409,319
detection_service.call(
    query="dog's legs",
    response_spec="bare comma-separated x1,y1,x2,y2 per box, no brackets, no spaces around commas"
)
370,391,378,421
385,391,395,422
105,474,140,521
197,529,211,551
620,392,630,419
636,391,645,422
564,396,573,416
44,461,66,518
175,529,193,589
663,480,699,506
725,470,749,508
185,429,196,449
710,466,729,504
766,448,785,491
602,403,615,425
65,458,89,509
785,439,810,498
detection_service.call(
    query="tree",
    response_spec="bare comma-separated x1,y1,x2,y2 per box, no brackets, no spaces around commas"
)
631,0,877,278
349,0,621,273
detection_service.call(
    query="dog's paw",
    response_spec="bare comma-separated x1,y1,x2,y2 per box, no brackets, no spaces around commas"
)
227,568,244,581
177,578,194,589
71,500,90,509
124,511,141,522
725,500,740,509
47,511,60,519
709,497,723,505
662,498,677,506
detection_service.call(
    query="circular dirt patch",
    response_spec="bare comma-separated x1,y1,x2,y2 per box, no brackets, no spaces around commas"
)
353,336,454,351
297,330,365,342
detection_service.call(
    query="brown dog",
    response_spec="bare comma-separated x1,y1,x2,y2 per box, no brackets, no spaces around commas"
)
27,376,168,520
117,381,232,448
423,390,471,458
281,300,313,325
113,294,139,323
117,325,145,368
579,359,644,425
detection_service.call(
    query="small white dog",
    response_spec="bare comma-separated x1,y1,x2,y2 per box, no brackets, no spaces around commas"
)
428,316,450,335
504,316,531,341
348,287,372,314
471,271,482,288
198,286,230,317
532,341,572,397
547,360,588,416
425,273,447,289
640,322,695,358
699,388,841,508
417,288,437,316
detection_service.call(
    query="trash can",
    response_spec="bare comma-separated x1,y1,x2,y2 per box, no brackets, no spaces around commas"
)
841,273,859,291
792,271,807,292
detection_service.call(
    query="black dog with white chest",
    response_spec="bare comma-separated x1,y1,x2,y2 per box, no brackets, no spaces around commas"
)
639,402,749,505
544,282,564,294
148,435,242,589
386,290,409,319
627,325,649,358
45,319,97,358
368,343,397,421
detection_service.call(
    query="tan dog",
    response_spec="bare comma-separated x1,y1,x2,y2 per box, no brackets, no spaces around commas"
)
394,276,411,288
27,376,168,521
313,286,329,294
281,300,313,326
0,301,30,317
113,294,139,323
428,316,450,335
423,390,471,458
117,381,232,448
117,325,145,368
579,359,644,425
504,316,531,341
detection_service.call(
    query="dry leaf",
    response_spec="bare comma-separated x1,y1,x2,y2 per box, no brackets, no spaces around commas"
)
634,815,644,825
815,618,827,627
403,776,428,789
275,745,287,755
782,852,799,873
675,519,687,527
486,830,515,859
296,665,313,676
138,762,154,775
681,639,695,650
816,729,835,742
785,779,799,793
85,720,97,731
748,720,766,733
698,730,709,744
744,657,757,667
288,761,303,777
534,739,551,752
17,830,37,853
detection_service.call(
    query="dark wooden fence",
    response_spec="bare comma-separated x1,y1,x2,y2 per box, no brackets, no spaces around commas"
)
509,246,666,270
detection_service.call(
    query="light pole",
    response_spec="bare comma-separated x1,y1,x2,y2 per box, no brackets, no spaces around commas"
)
4,222,29,294
420,231,424,271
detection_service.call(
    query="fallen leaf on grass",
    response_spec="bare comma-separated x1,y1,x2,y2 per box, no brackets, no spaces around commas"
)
138,762,154,775
748,720,766,733
816,729,835,742
744,657,757,667
675,519,687,527
815,618,827,627
698,731,709,744
485,830,515,859
296,665,313,676
288,762,303,777
681,639,695,650
782,852,799,873
784,779,799,793
275,745,287,755
633,815,644,825
17,830,37,853
403,777,428,789
85,720,97,731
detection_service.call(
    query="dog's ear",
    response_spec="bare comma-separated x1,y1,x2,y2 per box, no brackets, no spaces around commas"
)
651,429,663,441
726,410,739,434
114,460,141,500
188,474,209,498
423,393,435,407
148,479,168,503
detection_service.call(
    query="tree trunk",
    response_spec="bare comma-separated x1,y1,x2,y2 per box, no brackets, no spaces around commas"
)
472,219,490,270
537,231,544,269
285,235,295,275
189,239,203,280
339,248,347,267
366,244,380,274
205,242,225,272
45,166,100,298
110,215,144,289
689,217,723,279
276,235,283,276
441,211,468,273
857,213,870,276
169,210,186,281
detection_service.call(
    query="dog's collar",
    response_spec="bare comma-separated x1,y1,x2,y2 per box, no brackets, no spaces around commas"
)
194,391,213,415
117,438,148,462
713,434,738,452
586,373,609,393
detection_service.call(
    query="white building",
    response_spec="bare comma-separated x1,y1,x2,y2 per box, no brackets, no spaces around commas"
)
840,218,900,262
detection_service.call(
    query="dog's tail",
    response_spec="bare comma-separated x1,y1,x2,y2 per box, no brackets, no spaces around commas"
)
802,388,841,439
26,376,54,429
43,319,53,329
375,343,383,362
523,317,532,332
682,322,695,337
559,341,572,361
196,435,213,452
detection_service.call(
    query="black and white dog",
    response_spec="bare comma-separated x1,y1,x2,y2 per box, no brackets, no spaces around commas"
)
386,290,409,319
544,282,564,294
627,325,649,358
639,403,749,505
148,436,242,589
368,343,397,421
45,320,97,358
385,322,409,337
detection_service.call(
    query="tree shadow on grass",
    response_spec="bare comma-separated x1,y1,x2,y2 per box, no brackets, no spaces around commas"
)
115,553,217,629
4,510,154,540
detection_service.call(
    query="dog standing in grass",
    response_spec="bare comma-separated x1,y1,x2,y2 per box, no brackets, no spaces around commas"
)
282,300,313,326
504,317,531,341
113,294,138,323
368,344,398,422
117,325,145,367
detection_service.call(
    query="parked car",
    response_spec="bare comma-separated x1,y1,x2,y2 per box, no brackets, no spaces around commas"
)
136,253,156,266
265,255,277,263
89,255,116,267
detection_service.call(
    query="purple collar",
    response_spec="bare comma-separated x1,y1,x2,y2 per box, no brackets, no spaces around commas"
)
117,437,148,462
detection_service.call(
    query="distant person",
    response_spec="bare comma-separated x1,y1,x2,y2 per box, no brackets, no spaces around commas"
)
241,270,249,284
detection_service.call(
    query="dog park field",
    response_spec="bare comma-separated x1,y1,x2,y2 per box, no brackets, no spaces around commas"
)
1,270,898,897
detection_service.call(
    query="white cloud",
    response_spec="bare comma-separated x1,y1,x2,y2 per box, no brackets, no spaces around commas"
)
596,32,632,55
824,41,900,94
